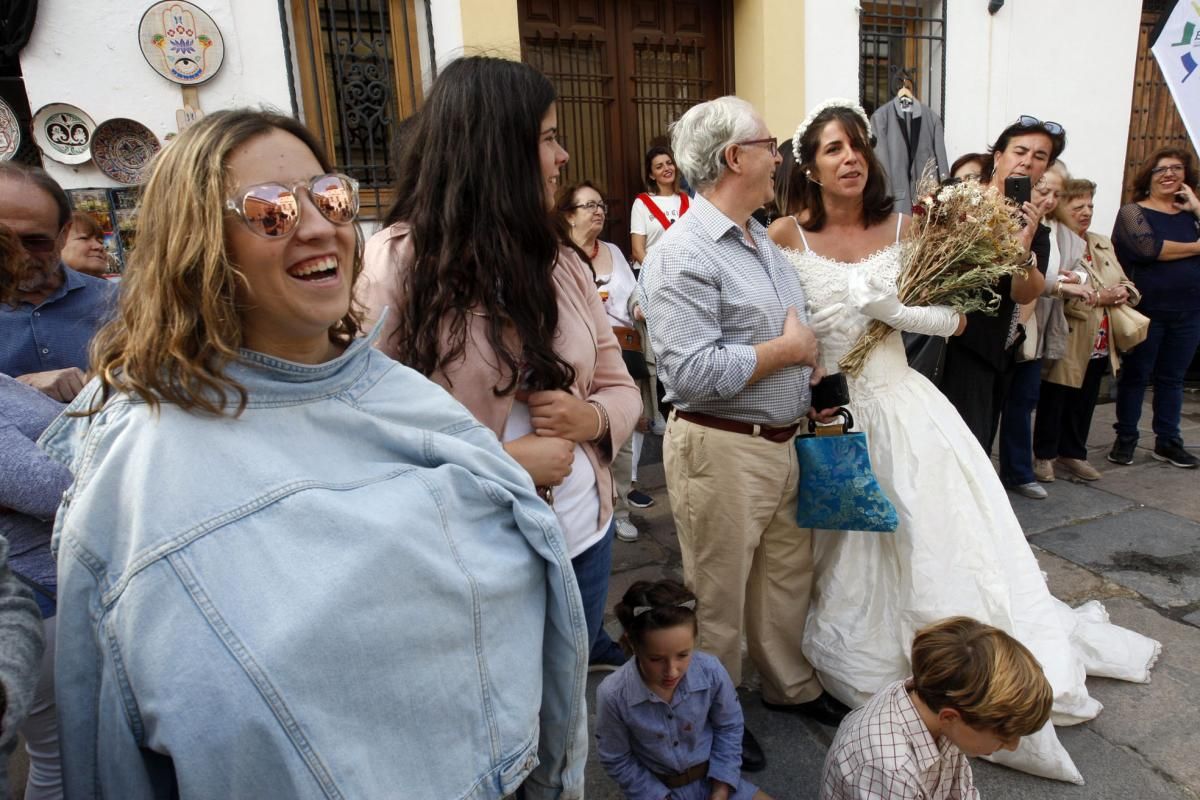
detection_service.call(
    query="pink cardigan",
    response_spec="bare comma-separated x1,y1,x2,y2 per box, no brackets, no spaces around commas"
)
359,222,641,531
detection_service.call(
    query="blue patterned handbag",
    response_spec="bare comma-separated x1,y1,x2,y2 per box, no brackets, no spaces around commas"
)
794,408,899,532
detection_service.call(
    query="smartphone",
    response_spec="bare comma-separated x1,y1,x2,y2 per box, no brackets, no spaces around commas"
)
811,372,850,410
1004,175,1031,206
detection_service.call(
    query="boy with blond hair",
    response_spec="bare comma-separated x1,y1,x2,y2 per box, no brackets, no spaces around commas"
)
820,617,1053,799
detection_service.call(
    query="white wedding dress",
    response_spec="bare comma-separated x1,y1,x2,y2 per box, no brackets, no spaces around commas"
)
784,226,1161,784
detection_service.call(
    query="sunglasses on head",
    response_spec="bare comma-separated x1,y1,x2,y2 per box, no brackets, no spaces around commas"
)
1015,115,1065,137
225,173,359,239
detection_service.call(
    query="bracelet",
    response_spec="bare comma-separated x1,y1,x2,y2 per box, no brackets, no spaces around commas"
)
588,400,610,442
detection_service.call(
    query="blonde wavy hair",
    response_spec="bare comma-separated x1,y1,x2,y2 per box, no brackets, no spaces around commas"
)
87,109,364,416
910,616,1053,738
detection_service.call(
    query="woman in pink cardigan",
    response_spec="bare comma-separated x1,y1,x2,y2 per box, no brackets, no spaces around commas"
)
360,57,640,670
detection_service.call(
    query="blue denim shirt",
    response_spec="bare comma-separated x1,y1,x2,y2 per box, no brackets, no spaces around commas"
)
40,326,588,799
0,265,117,376
594,651,745,800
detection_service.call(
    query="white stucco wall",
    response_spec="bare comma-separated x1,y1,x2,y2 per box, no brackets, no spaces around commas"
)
429,0,465,69
802,0,861,115
20,0,294,190
801,0,1142,233
942,0,1142,234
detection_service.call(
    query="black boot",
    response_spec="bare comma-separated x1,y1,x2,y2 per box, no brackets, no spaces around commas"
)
741,726,766,772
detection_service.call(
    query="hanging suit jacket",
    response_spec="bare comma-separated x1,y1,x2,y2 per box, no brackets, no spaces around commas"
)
871,98,949,211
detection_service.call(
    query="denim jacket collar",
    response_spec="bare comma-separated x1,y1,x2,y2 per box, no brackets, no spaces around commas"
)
223,315,387,399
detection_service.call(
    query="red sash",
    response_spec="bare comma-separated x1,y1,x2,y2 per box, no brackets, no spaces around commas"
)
636,192,689,230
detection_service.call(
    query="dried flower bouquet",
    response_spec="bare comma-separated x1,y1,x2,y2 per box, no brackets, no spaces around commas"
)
838,175,1029,376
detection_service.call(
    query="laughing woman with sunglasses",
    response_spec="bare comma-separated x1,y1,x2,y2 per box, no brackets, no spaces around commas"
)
40,110,589,799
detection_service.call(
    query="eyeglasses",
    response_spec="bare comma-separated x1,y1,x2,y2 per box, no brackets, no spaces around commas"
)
1150,164,1185,175
572,201,608,213
225,173,359,239
736,137,779,157
1014,115,1065,137
18,235,58,254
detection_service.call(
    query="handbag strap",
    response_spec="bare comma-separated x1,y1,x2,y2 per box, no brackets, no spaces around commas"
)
807,407,854,435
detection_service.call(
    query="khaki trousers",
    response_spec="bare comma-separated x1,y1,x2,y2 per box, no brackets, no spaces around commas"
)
663,412,821,704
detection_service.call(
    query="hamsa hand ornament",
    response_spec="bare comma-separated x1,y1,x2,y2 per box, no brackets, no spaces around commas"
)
139,2,225,86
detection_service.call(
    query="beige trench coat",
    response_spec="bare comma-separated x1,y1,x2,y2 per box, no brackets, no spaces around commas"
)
1043,232,1141,388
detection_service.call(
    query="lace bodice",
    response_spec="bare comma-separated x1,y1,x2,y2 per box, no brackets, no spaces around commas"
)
782,243,907,380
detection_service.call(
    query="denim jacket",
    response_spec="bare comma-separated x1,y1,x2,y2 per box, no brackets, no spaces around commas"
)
40,326,588,799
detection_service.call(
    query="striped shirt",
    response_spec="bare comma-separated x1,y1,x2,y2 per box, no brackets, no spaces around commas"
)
638,193,812,426
821,681,979,800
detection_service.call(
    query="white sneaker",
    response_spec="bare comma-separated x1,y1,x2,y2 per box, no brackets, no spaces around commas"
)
615,518,639,542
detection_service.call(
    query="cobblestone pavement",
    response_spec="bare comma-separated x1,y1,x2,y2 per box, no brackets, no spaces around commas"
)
586,392,1200,800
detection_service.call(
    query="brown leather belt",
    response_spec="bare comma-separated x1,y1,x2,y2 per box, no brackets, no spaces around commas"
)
655,760,709,789
675,410,801,444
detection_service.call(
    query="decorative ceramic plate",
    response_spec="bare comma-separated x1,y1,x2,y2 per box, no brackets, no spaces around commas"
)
31,103,95,164
91,119,161,185
0,97,19,161
138,1,225,85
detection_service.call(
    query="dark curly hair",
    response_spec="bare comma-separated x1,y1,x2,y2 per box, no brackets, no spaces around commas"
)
383,56,576,394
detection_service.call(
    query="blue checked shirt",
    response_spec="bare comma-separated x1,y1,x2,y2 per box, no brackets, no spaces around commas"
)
0,266,116,377
639,193,812,426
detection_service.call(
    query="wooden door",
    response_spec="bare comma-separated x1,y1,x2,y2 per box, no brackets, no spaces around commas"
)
1123,4,1196,204
519,0,729,255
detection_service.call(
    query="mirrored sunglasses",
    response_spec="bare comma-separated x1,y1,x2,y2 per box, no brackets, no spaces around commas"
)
226,173,359,238
1015,115,1065,137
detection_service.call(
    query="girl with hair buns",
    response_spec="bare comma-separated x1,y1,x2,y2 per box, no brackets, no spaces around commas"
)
595,579,773,800
767,99,1160,784
360,56,640,672
43,108,588,798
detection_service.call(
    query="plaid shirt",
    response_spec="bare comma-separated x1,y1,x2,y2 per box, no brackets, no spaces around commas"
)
638,193,812,427
821,681,979,800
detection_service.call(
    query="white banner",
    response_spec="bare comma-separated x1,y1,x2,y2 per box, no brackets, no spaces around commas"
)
1153,0,1200,152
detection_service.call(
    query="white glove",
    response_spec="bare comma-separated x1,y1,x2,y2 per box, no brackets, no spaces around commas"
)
848,271,961,337
806,302,857,374
808,302,852,338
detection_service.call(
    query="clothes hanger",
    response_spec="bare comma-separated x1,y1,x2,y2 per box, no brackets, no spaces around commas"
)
897,81,915,110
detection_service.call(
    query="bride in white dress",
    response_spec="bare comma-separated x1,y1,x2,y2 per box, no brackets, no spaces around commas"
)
768,100,1161,784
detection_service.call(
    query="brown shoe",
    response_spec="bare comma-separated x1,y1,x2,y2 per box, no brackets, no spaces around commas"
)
1033,458,1056,483
1057,457,1101,481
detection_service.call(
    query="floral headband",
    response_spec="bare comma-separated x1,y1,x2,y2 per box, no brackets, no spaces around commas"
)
632,599,696,617
792,98,873,161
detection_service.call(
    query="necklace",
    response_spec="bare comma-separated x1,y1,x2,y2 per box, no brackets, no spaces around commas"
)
589,239,600,259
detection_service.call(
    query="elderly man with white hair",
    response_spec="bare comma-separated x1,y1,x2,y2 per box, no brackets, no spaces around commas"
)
639,96,849,771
